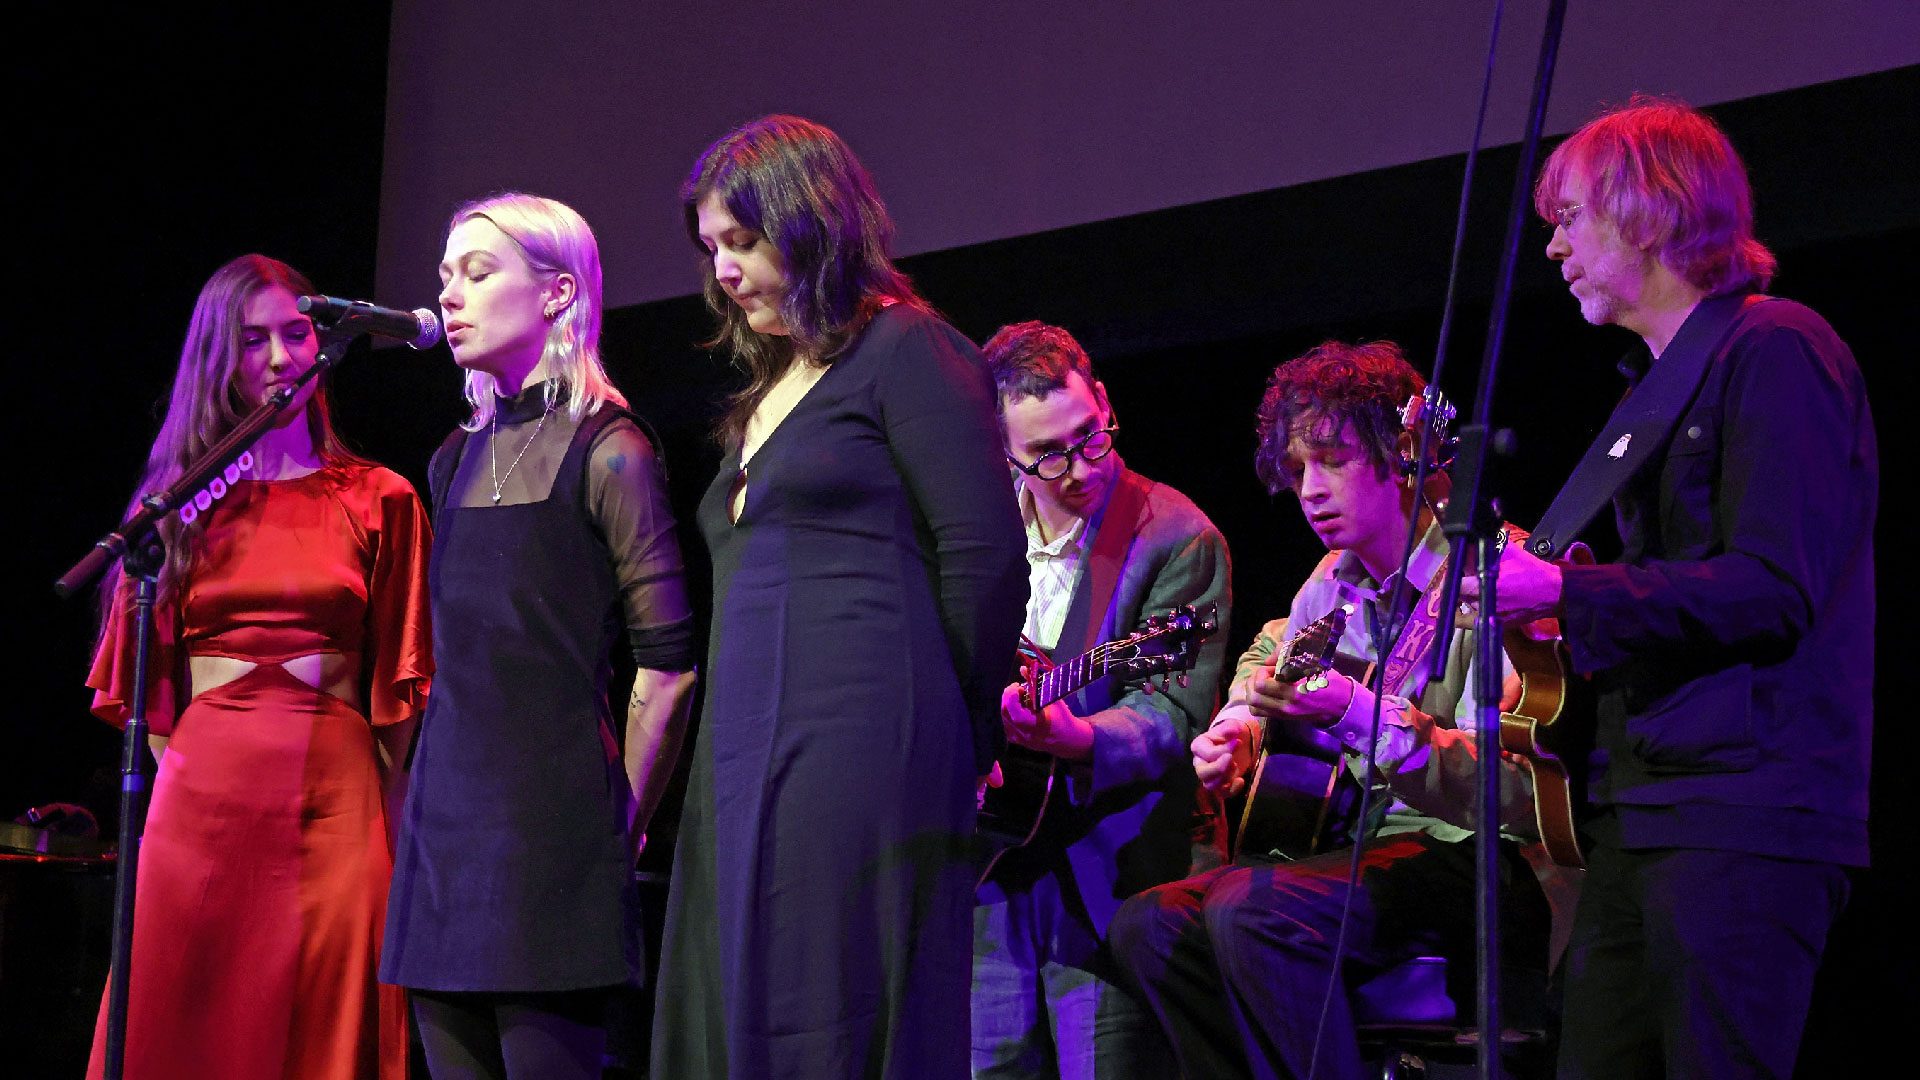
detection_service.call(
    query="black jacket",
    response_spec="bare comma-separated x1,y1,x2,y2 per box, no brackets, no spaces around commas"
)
1560,294,1875,865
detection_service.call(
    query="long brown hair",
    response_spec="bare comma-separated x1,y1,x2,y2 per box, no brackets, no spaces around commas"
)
100,254,365,620
682,114,925,447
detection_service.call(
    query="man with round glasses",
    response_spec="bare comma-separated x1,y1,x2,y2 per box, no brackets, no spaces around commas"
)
971,320,1233,1079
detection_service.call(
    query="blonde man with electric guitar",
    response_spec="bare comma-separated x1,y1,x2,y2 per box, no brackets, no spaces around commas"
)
1107,341,1553,1080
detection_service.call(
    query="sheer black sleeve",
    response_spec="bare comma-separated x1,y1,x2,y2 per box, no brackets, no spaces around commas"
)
586,418,698,671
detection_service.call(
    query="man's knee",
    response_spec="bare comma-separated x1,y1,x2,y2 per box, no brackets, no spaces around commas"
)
1108,879,1205,982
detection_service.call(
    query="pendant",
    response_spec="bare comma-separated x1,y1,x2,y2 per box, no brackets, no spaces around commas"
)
491,491,502,504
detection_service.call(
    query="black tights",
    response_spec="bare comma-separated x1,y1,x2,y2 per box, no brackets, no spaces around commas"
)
412,988,609,1080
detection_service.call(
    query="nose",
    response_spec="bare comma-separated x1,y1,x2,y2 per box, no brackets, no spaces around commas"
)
438,279,461,311
713,249,743,288
1297,462,1330,501
1546,226,1570,261
268,334,294,372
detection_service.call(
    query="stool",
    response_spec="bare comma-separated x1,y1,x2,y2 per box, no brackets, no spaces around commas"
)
1351,956,1552,1080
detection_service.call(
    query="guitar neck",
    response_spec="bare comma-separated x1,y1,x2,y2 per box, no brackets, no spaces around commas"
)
1033,648,1118,707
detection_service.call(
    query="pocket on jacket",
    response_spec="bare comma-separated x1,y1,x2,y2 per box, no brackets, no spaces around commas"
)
1623,662,1758,772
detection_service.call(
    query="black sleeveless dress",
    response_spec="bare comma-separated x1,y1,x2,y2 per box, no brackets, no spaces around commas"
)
382,405,639,992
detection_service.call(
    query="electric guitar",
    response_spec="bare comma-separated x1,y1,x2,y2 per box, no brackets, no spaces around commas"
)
976,602,1219,886
1493,531,1595,868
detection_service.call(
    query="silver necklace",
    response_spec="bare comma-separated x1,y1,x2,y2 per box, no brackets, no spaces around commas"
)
490,400,552,504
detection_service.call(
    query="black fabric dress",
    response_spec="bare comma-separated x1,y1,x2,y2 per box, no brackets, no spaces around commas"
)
651,305,1028,1079
383,386,694,992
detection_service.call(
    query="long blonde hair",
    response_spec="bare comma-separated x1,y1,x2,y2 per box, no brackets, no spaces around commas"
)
448,192,627,429
101,254,365,619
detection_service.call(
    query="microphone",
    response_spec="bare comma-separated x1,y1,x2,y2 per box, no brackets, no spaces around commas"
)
297,295,442,350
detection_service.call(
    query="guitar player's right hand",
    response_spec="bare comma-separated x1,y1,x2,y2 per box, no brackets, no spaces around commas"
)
1192,720,1256,796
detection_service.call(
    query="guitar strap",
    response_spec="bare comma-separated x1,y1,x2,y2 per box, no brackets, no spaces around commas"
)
1374,554,1458,701
1071,468,1154,658
1527,292,1771,559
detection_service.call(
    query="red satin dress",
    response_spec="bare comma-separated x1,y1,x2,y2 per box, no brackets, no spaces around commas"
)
84,463,432,1080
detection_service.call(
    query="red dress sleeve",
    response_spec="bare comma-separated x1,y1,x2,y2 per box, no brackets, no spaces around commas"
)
362,471,434,728
87,576,187,736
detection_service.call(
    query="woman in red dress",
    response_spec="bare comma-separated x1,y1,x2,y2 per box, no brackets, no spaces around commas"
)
85,254,433,1079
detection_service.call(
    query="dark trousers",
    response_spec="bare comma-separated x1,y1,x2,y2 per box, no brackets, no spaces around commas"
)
973,869,1174,1079
412,988,609,1080
1107,833,1549,1080
1557,843,1850,1080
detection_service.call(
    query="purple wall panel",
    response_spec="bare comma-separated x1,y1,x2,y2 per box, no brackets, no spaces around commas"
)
376,1,1919,308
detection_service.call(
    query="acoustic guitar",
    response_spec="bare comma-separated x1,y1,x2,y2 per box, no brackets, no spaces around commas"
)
976,602,1219,886
1227,606,1373,862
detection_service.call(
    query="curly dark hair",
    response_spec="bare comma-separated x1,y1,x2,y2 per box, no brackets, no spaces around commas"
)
1253,340,1425,496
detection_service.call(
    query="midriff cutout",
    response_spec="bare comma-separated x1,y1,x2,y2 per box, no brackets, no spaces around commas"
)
189,651,363,713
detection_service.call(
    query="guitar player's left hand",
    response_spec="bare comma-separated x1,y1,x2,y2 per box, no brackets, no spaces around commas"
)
1456,542,1564,627
1247,658,1356,730
1000,682,1096,761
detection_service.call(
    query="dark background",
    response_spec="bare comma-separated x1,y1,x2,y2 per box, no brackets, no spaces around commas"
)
6,8,1913,1076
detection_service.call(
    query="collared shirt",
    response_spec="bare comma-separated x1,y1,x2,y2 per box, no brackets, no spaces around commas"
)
1017,477,1089,652
1215,519,1535,842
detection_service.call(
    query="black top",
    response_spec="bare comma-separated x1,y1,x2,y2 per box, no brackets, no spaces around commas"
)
439,380,695,670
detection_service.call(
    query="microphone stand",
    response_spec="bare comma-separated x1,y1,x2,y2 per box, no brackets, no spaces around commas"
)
54,333,353,1080
1427,2,1567,1077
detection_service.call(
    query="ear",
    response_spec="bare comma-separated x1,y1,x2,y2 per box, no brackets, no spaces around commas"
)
1093,379,1118,427
546,272,577,314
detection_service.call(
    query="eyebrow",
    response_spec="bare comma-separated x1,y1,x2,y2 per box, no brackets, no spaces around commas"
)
437,249,500,275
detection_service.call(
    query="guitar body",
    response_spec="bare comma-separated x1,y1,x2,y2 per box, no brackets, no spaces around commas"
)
1227,608,1368,862
1497,544,1596,868
976,747,1064,881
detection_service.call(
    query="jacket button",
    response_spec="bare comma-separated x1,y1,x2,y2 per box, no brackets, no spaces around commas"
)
1687,425,1703,439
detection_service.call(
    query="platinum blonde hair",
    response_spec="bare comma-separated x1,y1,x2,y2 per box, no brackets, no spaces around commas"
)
448,192,627,429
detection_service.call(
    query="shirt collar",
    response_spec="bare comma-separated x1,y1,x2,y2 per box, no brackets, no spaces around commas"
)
1328,515,1449,602
1017,476,1090,558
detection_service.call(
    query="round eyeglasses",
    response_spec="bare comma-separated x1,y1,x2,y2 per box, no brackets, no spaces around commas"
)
1008,426,1119,482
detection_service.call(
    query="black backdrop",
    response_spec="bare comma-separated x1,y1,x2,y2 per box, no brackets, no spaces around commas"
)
8,8,1913,1076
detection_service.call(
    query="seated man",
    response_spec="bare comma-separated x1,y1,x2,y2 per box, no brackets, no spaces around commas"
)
1107,341,1550,1080
972,321,1233,1080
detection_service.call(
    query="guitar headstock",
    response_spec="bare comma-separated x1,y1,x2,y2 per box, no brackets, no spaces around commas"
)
1399,386,1459,473
1112,602,1219,683
1274,604,1348,682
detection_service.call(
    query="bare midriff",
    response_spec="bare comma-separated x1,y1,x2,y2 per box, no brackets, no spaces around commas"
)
188,651,363,713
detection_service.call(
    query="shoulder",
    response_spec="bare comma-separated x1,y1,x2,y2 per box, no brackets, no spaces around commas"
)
1132,473,1228,554
587,413,665,476
333,461,419,499
854,304,984,376
1718,295,1863,399
1290,550,1347,610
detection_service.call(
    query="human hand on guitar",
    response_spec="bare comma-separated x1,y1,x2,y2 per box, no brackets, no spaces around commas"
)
1000,681,1095,761
1246,654,1357,730
1455,542,1566,628
1191,717,1259,796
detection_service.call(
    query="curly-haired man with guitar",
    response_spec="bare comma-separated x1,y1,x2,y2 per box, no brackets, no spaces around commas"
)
971,321,1233,1079
1107,341,1554,1080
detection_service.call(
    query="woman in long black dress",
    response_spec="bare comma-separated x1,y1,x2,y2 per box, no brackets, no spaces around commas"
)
651,115,1028,1079
382,192,699,1079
